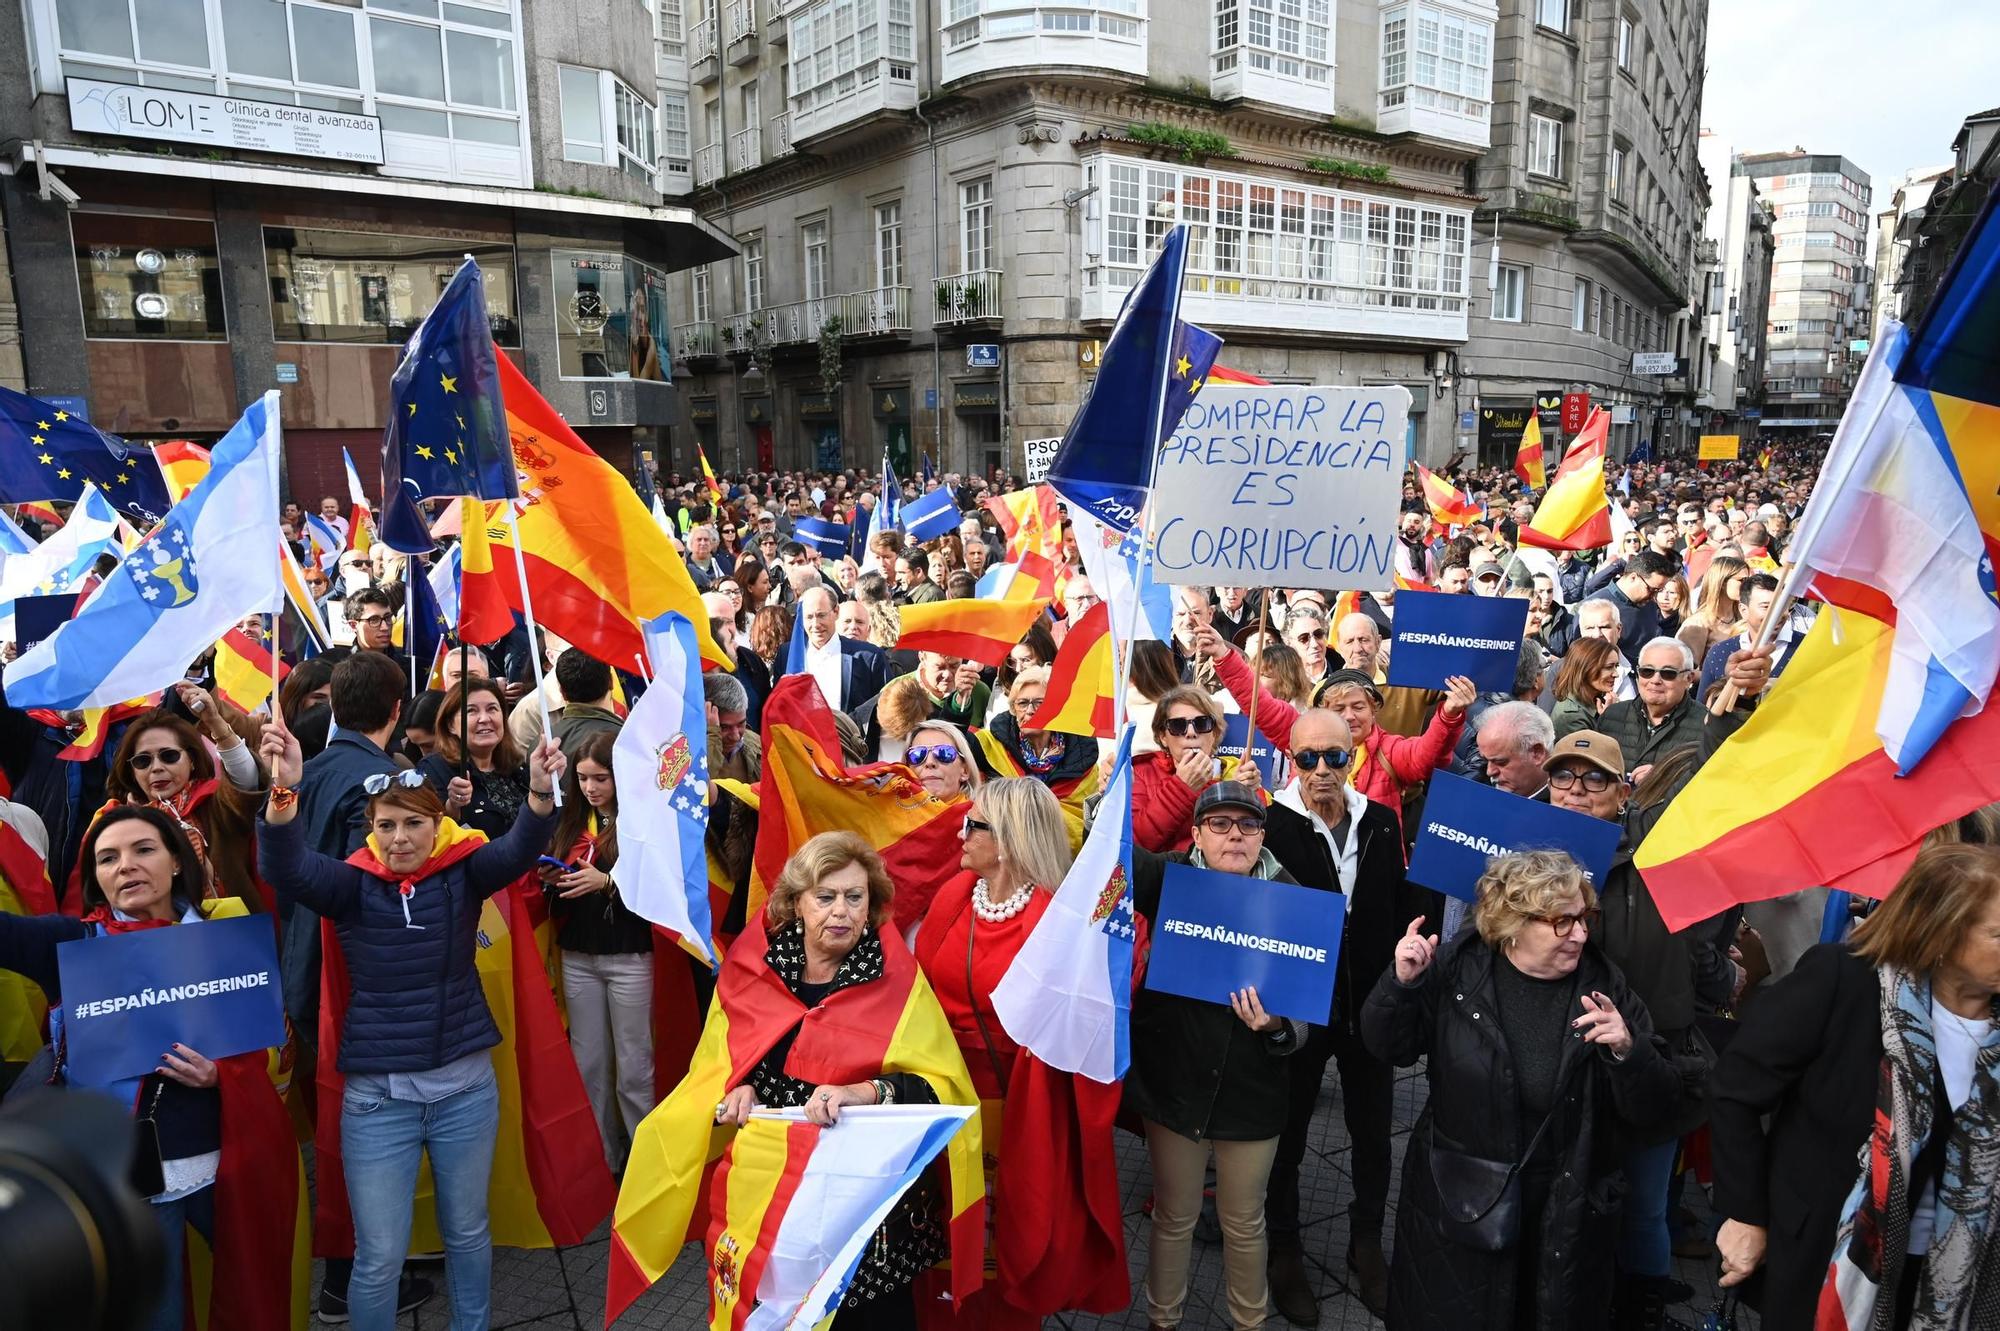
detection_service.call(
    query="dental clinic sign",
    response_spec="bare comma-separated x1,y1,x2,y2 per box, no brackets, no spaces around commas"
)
67,78,384,165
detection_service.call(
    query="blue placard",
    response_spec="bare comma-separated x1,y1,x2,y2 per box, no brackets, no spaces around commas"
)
1407,771,1623,903
1385,590,1529,694
57,914,286,1087
1218,712,1288,789
1145,863,1343,1024
792,517,851,557
13,592,74,654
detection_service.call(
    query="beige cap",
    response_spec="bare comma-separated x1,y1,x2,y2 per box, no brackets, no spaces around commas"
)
1545,729,1625,779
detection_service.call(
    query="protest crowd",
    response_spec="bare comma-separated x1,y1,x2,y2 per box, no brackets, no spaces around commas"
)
3,234,2000,1331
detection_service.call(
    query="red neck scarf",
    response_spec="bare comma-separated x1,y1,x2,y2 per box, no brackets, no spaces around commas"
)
82,905,180,934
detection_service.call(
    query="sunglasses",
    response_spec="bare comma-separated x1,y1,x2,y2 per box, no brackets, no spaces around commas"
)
129,747,185,771
1533,908,1601,938
362,770,429,795
1635,665,1684,680
906,744,960,766
963,817,992,836
1294,628,1328,643
1548,768,1617,793
1199,814,1266,836
1294,747,1351,772
1164,715,1219,737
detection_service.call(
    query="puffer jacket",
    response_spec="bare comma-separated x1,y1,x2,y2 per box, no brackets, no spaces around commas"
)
258,802,554,1073
1361,933,1680,1331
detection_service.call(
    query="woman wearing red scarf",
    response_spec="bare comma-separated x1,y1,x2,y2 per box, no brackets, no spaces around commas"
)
912,777,1127,1327
0,806,306,1330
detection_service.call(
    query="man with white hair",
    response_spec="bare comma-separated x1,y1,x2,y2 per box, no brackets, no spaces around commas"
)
1336,612,1436,737
684,524,726,590
1474,699,1555,801
795,586,889,711
1597,636,1703,773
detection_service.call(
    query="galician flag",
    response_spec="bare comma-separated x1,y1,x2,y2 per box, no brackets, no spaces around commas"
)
611,610,715,964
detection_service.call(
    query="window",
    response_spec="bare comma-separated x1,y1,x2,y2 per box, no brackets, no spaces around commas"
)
961,177,994,272
1214,0,1331,85
73,212,225,340
1608,146,1626,202
659,0,684,57
1528,114,1563,178
741,236,764,311
561,66,655,177
875,201,904,288
550,250,669,381
789,0,916,118
1380,4,1492,122
660,91,691,178
801,219,828,303
1490,262,1525,322
560,65,607,163
613,80,657,179
1534,0,1566,31
1616,14,1633,68
740,80,759,142
265,227,518,344
1572,277,1588,331
691,263,712,323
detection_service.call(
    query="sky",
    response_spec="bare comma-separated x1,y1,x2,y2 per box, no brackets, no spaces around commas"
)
1700,1,2000,206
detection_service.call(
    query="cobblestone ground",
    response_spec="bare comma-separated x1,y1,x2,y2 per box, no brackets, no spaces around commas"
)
350,1064,1748,1330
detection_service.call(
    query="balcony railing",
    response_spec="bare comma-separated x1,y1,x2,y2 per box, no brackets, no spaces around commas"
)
842,285,912,336
933,269,1001,324
725,0,758,62
770,112,792,156
674,321,718,360
730,123,762,171
693,142,723,186
719,310,762,351
720,288,913,350
690,17,720,79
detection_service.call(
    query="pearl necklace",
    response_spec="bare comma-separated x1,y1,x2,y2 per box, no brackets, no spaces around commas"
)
971,877,1035,924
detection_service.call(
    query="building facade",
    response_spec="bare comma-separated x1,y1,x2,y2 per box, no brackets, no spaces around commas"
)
1884,108,1999,330
1697,130,1773,434
1871,165,1949,330
0,0,732,501
656,0,1504,480
1729,150,1873,436
1456,0,1711,465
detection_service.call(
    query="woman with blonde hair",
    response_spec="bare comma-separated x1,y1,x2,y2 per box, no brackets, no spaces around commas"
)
870,674,935,764
905,719,982,803
1254,642,1314,708
1678,554,1750,665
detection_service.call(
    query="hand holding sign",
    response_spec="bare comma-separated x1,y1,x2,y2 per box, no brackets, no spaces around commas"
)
1393,916,1438,985
1440,675,1478,719
158,1041,219,1089
1229,987,1282,1033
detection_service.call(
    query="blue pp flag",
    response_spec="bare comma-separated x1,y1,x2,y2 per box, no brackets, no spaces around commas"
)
379,258,516,553
920,449,935,487
900,487,958,544
56,914,285,1087
1407,772,1623,903
0,383,172,521
1385,591,1530,694
1145,862,1343,1025
793,517,850,558
1047,226,1221,532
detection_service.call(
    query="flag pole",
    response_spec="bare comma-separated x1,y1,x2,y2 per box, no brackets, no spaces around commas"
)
1244,597,1267,763
403,556,417,695
502,500,562,807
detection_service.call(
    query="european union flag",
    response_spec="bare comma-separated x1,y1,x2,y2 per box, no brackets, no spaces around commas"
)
379,258,516,554
1047,226,1221,533
407,557,451,680
0,384,172,521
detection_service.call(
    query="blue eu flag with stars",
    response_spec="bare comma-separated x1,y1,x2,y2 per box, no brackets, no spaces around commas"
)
379,258,516,554
0,384,173,521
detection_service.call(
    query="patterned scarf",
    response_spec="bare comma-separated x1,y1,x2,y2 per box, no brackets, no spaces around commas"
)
1816,966,2000,1330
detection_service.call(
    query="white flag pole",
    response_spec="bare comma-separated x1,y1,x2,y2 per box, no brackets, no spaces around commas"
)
502,500,562,806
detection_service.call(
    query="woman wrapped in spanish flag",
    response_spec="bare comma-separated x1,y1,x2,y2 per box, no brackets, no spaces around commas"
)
0,806,308,1330
607,831,986,1329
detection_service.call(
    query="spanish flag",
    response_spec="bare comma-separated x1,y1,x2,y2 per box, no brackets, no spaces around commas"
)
1416,463,1482,528
213,625,288,713
455,496,515,647
1518,407,1612,551
0,821,50,1057
153,440,211,503
487,354,729,671
1757,446,1774,471
983,485,1064,562
1515,414,1547,489
1208,363,1271,385
1028,599,1117,739
698,442,725,507
1330,588,1363,627
607,914,985,1327
894,596,1051,668
314,825,615,1257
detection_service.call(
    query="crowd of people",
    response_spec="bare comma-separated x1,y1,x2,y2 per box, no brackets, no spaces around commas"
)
2,437,1997,1331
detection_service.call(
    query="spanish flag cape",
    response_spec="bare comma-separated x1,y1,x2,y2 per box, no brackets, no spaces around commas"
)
312,818,615,1256
971,728,1102,841
91,897,311,1330
0,819,52,1060
607,915,986,1326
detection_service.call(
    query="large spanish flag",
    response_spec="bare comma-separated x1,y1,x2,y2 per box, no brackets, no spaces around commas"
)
0,839,48,1058
894,596,1050,667
455,496,516,647
1518,407,1612,551
607,915,984,1327
1030,599,1117,739
983,484,1064,562
489,354,727,671
1416,463,1482,529
1636,610,2000,931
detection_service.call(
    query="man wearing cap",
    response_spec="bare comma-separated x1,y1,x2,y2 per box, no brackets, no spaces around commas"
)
1258,708,1417,1322
1468,555,1505,597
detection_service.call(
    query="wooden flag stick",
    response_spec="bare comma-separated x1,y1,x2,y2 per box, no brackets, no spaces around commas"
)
1244,596,1268,766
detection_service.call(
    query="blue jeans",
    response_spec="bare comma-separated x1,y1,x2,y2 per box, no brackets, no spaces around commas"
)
342,1073,500,1331
1617,1136,1679,1278
145,1184,216,1331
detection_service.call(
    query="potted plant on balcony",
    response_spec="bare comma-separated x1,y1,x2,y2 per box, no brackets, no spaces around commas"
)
935,280,955,317
959,277,993,316
817,315,843,392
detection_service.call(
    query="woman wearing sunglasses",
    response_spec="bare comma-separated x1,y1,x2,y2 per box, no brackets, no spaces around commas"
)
1131,684,1262,855
905,721,982,803
1362,849,1677,1331
257,717,567,1331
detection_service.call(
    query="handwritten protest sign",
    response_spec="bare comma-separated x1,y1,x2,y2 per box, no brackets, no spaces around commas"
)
1151,385,1407,589
1146,863,1343,1023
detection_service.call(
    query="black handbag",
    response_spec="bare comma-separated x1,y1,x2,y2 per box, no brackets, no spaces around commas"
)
1427,1061,1580,1253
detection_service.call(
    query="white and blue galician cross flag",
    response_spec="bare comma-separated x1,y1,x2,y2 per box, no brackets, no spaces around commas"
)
0,483,120,639
899,487,958,545
1069,506,1174,649
3,392,284,710
611,610,716,966
990,726,1137,1083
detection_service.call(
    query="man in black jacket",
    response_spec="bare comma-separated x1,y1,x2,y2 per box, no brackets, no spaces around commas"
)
1259,707,1429,1324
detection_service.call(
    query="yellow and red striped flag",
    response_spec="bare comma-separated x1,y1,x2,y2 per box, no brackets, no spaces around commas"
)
1518,408,1612,551
455,497,515,647
153,440,211,502
1330,589,1363,626
895,596,1051,667
1029,599,1117,739
1514,415,1547,489
1416,463,1482,528
698,442,725,507
983,484,1064,562
213,625,288,713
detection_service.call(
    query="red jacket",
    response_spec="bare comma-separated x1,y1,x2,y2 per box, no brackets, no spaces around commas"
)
1131,750,1205,854
1213,650,1462,836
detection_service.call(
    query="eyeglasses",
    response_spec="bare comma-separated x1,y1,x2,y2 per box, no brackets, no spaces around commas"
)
1010,695,1045,712
1294,747,1351,772
1635,665,1684,681
963,817,993,836
1547,768,1617,793
1294,628,1328,643
1163,715,1219,737
1198,814,1266,836
362,770,429,795
353,613,392,627
129,747,184,771
906,744,960,767
1533,908,1601,938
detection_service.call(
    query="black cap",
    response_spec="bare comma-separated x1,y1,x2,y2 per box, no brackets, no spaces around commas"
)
1194,780,1266,822
1318,668,1382,703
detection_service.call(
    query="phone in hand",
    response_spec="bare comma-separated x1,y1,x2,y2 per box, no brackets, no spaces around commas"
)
536,855,576,873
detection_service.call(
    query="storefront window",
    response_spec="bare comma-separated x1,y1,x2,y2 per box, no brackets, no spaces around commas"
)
265,227,519,344
551,249,671,381
72,212,226,340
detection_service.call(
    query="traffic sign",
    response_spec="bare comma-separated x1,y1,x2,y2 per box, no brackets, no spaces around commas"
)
966,344,1000,369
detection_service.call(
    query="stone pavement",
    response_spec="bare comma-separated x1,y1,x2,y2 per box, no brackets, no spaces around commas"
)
363,1064,1749,1330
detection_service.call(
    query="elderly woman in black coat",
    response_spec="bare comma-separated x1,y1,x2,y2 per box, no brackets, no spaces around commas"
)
1362,850,1680,1330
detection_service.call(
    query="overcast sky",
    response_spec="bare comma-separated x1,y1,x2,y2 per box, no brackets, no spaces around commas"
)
1700,2,1999,205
